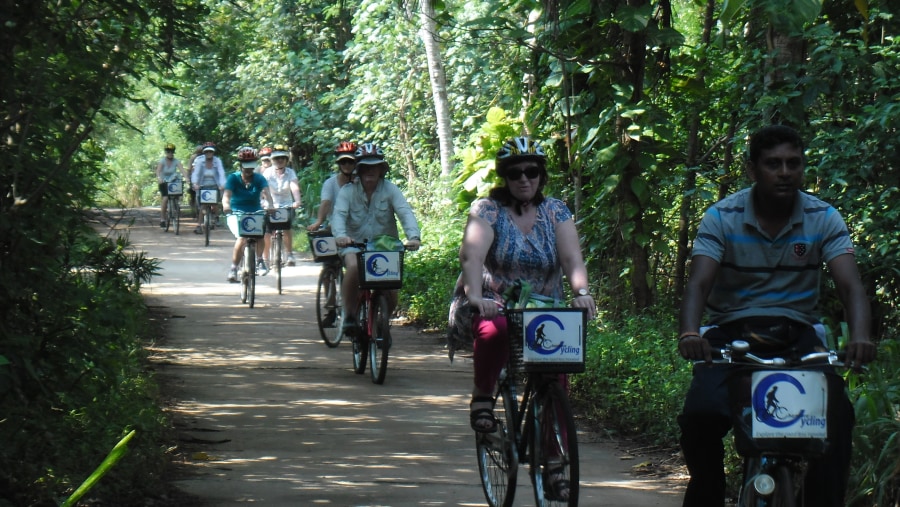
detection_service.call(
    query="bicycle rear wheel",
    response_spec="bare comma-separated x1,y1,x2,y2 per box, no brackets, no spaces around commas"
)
317,265,343,347
172,197,181,235
352,298,368,374
476,378,519,507
275,232,283,295
368,294,391,384
530,379,579,507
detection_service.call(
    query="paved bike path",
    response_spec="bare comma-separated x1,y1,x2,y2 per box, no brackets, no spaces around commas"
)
108,208,684,506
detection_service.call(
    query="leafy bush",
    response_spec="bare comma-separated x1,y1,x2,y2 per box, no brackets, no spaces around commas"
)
571,312,688,444
0,231,169,506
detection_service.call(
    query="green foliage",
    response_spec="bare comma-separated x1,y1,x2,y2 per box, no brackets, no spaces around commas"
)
846,340,900,506
571,313,687,443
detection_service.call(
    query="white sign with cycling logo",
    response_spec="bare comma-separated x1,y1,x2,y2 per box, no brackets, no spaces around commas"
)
237,212,266,237
751,370,828,439
361,251,402,284
167,180,183,195
518,308,586,371
312,236,338,258
270,208,290,223
199,188,218,204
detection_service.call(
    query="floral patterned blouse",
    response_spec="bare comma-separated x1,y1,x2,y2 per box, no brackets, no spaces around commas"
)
448,197,573,343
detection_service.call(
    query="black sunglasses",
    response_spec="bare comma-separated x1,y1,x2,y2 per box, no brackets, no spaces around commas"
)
505,166,541,180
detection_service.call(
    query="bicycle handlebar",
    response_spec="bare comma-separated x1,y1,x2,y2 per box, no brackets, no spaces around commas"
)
700,340,847,368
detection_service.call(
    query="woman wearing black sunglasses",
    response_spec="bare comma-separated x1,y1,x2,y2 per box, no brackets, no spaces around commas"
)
448,136,596,446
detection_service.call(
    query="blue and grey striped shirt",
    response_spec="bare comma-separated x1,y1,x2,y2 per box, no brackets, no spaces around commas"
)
692,186,855,326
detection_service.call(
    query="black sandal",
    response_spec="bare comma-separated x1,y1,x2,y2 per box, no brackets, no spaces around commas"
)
545,467,570,501
469,395,497,433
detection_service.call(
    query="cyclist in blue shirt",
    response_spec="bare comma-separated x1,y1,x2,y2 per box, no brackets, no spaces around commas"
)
222,147,274,283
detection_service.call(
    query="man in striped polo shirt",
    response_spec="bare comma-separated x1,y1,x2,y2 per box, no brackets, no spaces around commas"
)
676,125,877,507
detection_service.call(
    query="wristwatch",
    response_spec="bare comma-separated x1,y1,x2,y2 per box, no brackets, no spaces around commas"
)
576,288,589,297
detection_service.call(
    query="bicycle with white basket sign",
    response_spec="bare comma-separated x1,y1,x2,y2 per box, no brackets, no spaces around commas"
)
163,179,184,235
475,285,585,507
267,206,294,295
308,229,343,347
346,241,414,385
696,340,853,507
197,186,219,247
227,211,268,308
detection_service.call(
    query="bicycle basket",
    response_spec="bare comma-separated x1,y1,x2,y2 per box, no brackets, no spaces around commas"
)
506,308,586,374
268,208,292,230
307,231,338,262
356,250,404,289
236,211,266,237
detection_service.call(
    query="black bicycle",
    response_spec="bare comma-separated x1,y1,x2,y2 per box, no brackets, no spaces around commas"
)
230,211,267,308
308,230,343,347
476,301,586,507
700,340,851,507
197,186,218,247
268,206,293,295
163,179,183,235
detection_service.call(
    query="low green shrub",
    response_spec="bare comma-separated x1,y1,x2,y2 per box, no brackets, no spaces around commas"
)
571,312,688,444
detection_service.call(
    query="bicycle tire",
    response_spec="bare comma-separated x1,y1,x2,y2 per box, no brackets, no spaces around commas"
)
173,196,181,235
476,377,519,507
240,251,249,305
317,265,343,347
352,299,368,374
164,198,171,232
275,232,283,295
368,294,391,384
247,243,256,308
529,379,579,507
204,208,211,247
738,458,797,507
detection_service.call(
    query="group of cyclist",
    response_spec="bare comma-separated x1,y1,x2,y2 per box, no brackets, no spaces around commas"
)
154,125,877,507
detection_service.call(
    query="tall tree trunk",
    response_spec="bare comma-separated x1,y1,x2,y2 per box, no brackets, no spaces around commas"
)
674,0,716,305
618,0,652,309
417,0,454,177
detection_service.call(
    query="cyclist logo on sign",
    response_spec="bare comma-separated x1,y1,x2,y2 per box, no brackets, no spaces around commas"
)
201,189,214,202
752,373,805,428
241,216,259,232
315,239,330,254
524,315,565,355
366,254,389,277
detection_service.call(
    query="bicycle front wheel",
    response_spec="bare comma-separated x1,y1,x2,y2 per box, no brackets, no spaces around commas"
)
240,253,249,304
172,196,181,235
247,244,256,308
317,265,343,347
368,294,391,384
351,298,368,374
275,232,283,295
204,208,211,246
530,379,579,507
476,378,519,507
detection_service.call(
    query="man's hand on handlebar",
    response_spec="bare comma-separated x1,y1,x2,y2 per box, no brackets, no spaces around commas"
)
679,335,713,364
404,239,420,251
845,339,877,371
